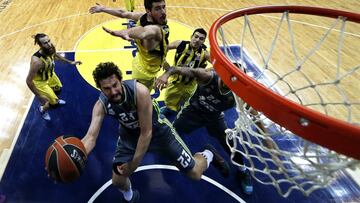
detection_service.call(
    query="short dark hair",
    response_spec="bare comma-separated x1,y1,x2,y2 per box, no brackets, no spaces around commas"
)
192,28,207,38
144,0,164,10
32,33,47,45
93,62,123,88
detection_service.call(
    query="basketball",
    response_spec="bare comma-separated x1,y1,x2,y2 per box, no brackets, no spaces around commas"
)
45,135,87,183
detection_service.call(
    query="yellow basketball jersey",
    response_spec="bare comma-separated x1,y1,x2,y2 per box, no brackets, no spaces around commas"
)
32,50,55,81
169,41,207,85
133,14,169,77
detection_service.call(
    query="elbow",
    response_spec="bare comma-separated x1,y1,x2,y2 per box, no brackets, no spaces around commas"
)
26,78,32,87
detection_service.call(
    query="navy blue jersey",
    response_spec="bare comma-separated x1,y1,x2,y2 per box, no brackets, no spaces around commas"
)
99,80,161,133
189,71,235,113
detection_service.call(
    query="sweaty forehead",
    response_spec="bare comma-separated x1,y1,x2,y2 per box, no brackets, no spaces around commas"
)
152,1,165,8
193,32,206,39
39,36,50,43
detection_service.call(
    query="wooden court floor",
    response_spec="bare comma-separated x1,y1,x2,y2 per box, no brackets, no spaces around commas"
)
0,0,359,191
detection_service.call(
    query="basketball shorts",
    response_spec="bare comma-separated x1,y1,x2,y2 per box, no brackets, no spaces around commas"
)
131,56,161,91
112,118,195,174
164,82,196,112
33,74,62,105
173,105,226,136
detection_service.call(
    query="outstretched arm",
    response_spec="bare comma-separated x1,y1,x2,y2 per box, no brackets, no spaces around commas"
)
155,66,213,90
89,3,143,21
55,53,82,65
81,100,105,155
102,25,162,49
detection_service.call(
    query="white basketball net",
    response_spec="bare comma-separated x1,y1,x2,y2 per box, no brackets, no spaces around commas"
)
217,10,360,197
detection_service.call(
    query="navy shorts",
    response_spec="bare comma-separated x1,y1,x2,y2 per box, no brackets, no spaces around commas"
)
112,119,195,174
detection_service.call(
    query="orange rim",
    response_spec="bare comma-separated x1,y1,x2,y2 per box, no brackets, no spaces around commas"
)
209,5,360,159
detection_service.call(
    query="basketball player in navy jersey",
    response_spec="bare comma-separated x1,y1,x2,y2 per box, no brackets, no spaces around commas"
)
156,66,259,195
81,62,229,203
89,0,170,91
26,33,82,121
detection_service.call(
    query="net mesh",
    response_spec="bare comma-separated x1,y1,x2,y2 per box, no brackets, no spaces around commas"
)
215,8,360,197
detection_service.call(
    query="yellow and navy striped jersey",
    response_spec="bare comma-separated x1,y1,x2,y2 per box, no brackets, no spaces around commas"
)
32,50,55,81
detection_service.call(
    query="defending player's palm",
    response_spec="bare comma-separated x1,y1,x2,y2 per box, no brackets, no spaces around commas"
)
89,3,105,14
102,27,133,41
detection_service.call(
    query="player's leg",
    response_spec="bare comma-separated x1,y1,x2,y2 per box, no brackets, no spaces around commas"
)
48,73,63,95
33,80,57,120
173,105,203,134
112,131,140,202
205,115,253,194
156,119,229,180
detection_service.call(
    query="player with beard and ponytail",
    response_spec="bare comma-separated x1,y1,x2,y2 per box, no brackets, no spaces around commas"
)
26,33,82,121
90,0,169,90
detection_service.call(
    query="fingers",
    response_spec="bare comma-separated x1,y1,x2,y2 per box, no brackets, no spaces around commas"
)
102,26,113,35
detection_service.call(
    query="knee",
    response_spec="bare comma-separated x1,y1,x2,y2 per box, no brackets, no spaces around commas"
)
111,173,128,190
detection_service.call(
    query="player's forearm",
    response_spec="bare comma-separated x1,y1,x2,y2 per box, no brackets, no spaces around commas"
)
128,26,158,40
81,135,97,155
170,66,197,78
132,131,152,165
26,79,41,97
101,7,128,18
55,54,74,64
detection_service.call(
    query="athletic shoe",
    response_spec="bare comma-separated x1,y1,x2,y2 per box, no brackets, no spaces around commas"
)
204,144,230,177
125,190,140,203
238,170,253,195
38,106,51,121
58,99,66,105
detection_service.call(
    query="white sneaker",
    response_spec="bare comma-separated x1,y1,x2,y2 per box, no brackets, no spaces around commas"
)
38,106,51,121
58,99,66,105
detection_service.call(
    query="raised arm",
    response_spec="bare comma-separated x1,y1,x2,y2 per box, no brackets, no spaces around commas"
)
81,100,106,155
103,25,162,49
89,3,143,21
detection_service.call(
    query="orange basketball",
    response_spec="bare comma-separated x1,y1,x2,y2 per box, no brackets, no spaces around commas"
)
45,135,87,183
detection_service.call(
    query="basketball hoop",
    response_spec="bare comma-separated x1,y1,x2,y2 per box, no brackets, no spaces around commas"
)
209,5,360,197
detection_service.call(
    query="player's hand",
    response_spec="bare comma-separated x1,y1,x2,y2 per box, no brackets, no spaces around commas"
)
116,161,138,177
71,60,82,65
45,167,58,184
89,3,105,14
102,27,133,41
155,73,169,90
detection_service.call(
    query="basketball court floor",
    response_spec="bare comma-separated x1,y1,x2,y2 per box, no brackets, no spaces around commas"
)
0,0,360,202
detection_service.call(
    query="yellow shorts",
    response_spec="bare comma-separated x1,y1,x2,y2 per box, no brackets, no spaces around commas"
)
131,57,161,90
164,82,197,111
33,73,62,105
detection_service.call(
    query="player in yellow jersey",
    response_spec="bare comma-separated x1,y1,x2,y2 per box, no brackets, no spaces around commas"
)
157,28,210,117
26,33,82,121
89,0,169,90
